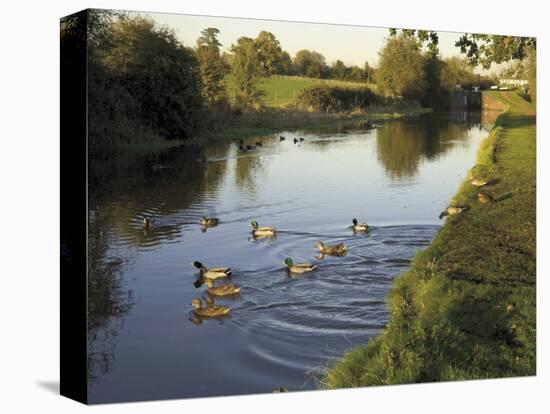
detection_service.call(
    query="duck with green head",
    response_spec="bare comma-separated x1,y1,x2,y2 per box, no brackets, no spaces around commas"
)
191,261,232,280
251,220,276,237
284,257,317,274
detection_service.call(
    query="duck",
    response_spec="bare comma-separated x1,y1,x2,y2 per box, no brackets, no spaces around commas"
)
204,279,241,296
246,145,257,151
299,137,305,142
315,241,347,256
439,206,466,219
191,298,230,318
143,216,154,229
478,192,493,204
470,177,488,188
284,257,317,274
293,138,298,144
279,136,286,141
352,218,369,232
238,145,247,152
191,261,232,280
255,141,263,147
200,216,219,226
251,220,276,237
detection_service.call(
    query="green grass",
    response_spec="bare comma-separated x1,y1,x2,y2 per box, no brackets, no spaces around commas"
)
323,91,536,388
226,75,376,107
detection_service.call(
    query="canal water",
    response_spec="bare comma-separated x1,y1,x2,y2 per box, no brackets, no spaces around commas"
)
87,112,491,403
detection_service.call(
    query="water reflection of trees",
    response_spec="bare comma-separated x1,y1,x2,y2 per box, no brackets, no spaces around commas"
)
87,207,135,382
376,114,474,179
87,140,246,381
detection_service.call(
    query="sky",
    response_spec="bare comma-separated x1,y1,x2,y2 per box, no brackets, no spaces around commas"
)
138,11,493,71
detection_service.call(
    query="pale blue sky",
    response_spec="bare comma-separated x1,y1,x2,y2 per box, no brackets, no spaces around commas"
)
139,11,476,68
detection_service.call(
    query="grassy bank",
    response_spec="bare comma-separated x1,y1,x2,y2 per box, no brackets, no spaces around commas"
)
324,91,536,387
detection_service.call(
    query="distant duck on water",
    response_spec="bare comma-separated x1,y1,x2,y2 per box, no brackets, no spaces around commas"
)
352,218,369,232
251,220,276,237
203,278,241,296
191,298,230,318
284,257,317,274
200,216,219,226
315,241,347,256
191,261,232,280
279,135,286,141
143,216,154,229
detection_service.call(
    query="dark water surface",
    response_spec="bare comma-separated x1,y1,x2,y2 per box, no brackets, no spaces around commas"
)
87,112,492,403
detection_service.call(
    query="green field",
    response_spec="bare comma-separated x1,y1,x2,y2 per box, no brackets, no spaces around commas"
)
226,76,375,107
324,91,536,387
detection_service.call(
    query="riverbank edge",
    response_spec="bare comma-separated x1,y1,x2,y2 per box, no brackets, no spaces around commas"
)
113,105,432,154
322,91,536,388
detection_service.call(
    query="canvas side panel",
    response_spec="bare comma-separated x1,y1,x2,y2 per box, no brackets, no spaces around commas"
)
60,9,88,405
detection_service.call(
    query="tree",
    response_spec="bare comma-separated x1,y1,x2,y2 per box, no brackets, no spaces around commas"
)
332,60,347,80
349,66,365,82
364,61,375,84
196,27,228,104
230,36,263,107
254,31,287,75
293,49,328,78
375,34,428,101
455,34,536,103
90,16,203,146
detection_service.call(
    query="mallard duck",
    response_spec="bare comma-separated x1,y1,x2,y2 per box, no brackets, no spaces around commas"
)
352,218,369,232
293,138,298,144
143,217,154,229
191,261,232,280
439,206,466,219
204,278,241,296
279,135,286,141
251,220,276,236
284,257,317,274
299,137,305,142
470,177,488,188
315,241,347,255
478,192,493,204
200,216,219,226
191,298,230,318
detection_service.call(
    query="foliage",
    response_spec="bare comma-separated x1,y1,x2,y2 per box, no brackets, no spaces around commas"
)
324,92,536,388
293,49,329,78
291,85,382,113
456,34,536,103
389,28,440,55
229,36,264,107
456,34,536,69
196,27,229,104
375,34,428,101
255,31,290,75
83,12,203,158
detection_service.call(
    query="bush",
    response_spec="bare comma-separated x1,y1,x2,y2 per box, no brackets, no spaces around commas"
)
291,85,382,113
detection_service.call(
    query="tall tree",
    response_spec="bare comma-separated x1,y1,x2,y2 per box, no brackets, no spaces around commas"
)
196,27,228,104
230,36,263,107
375,34,427,101
293,49,327,78
332,60,347,80
255,31,287,75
